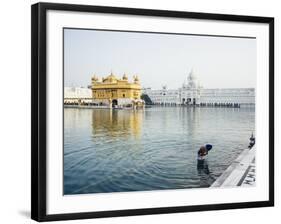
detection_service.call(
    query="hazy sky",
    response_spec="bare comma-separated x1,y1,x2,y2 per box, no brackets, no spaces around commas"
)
64,28,256,89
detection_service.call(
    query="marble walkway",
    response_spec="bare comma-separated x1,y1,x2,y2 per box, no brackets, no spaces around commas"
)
211,147,256,188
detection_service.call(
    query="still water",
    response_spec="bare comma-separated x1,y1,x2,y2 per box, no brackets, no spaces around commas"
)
64,106,255,195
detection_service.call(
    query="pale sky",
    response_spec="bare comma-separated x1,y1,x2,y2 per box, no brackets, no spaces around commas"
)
64,28,256,90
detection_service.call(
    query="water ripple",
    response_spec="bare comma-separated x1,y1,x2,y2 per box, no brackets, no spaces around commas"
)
64,107,255,195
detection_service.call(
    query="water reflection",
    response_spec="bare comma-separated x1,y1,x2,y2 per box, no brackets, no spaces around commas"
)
197,159,210,175
91,109,143,139
197,159,216,187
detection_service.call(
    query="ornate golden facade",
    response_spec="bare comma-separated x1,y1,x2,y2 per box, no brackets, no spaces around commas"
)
91,72,144,108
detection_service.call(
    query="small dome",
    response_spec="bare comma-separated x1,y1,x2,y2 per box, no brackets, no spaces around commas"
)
122,73,128,80
134,75,139,82
92,75,98,82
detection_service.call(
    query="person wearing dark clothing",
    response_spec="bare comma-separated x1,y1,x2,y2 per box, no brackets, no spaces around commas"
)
248,133,255,149
198,146,208,160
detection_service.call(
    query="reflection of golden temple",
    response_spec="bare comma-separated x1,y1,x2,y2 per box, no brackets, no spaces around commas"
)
91,109,143,138
91,72,145,109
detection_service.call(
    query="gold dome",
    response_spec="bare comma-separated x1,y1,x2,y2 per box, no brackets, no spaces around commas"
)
92,75,98,82
103,72,118,83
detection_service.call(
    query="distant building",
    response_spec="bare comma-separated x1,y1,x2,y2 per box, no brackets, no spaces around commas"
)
91,72,144,108
143,70,255,106
200,88,255,105
143,87,180,106
180,69,202,105
65,70,255,107
64,87,92,104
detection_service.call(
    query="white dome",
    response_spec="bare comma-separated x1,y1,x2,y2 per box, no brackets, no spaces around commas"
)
188,69,196,81
187,69,197,88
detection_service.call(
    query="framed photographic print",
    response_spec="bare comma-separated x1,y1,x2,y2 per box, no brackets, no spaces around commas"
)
31,2,274,222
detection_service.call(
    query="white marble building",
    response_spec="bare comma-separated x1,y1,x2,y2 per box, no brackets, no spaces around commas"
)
179,69,202,105
200,88,255,105
143,86,180,105
143,70,255,106
64,87,92,103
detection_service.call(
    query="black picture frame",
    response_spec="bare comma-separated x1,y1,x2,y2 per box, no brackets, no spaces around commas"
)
31,2,274,222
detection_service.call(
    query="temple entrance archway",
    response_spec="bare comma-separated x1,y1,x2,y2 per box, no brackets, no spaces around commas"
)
112,99,118,107
193,98,196,105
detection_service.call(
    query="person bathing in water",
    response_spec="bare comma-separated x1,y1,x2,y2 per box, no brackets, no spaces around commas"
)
197,144,212,160
198,146,208,160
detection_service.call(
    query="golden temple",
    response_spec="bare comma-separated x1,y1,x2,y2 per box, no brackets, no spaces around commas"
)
91,72,144,108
